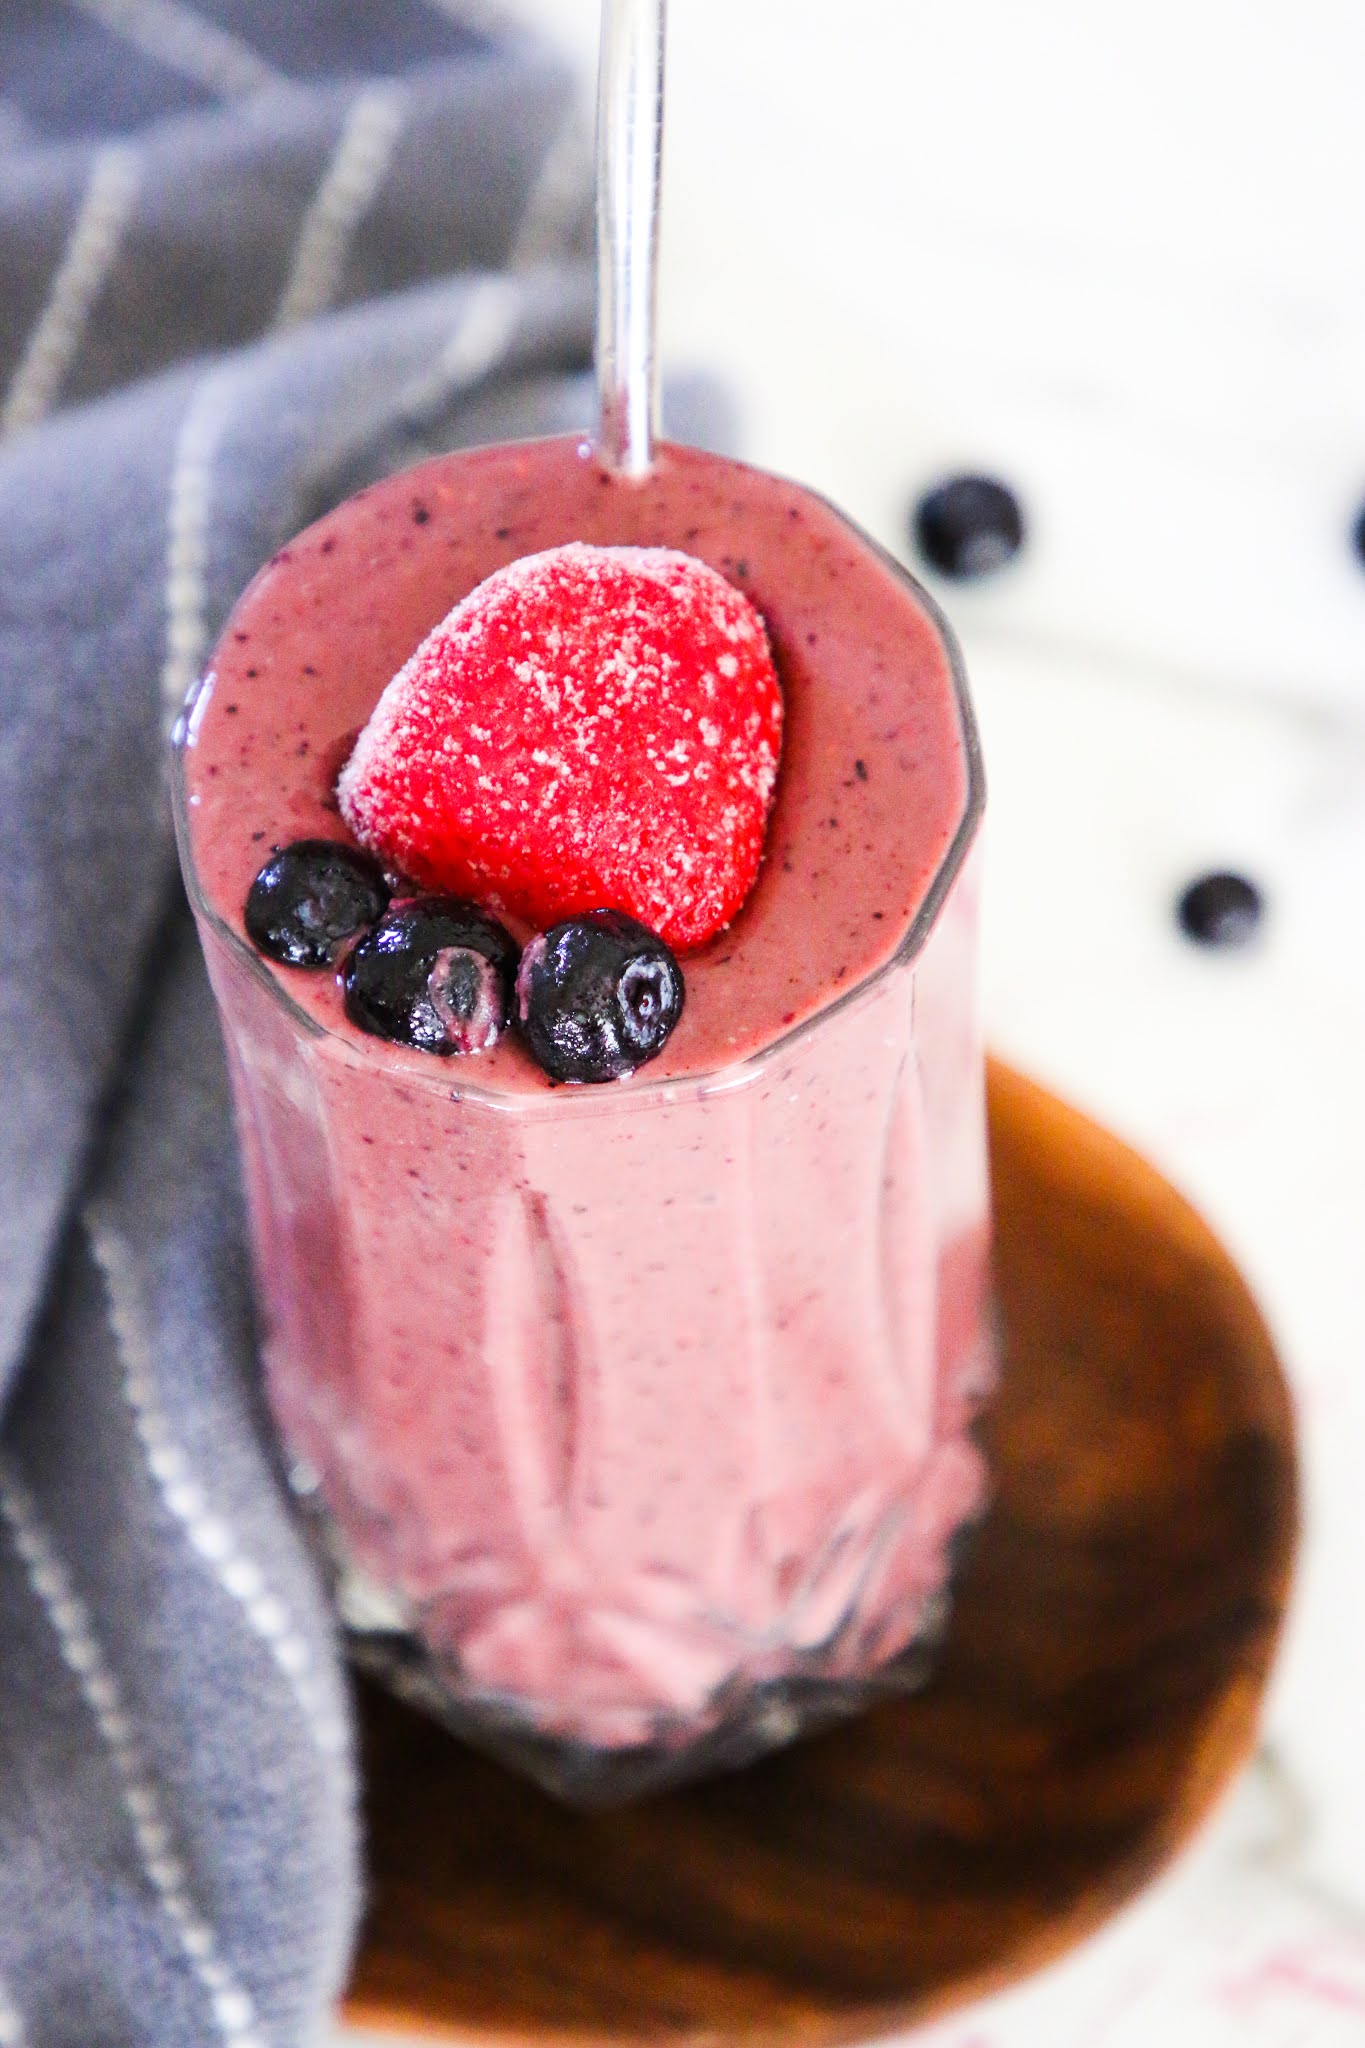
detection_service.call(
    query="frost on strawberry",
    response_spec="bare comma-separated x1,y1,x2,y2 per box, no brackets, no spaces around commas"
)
336,542,783,951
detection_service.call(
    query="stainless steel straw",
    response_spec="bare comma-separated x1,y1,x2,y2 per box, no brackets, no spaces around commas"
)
594,0,666,477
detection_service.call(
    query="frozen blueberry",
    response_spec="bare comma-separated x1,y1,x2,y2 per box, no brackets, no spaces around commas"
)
343,898,519,1053
517,911,684,1083
245,839,389,967
1176,871,1265,948
912,475,1025,580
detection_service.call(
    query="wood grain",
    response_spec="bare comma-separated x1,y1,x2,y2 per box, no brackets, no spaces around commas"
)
342,1060,1298,2045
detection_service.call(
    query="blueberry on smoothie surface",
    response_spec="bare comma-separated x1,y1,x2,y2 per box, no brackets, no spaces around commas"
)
516,911,685,1084
244,839,390,967
342,898,519,1054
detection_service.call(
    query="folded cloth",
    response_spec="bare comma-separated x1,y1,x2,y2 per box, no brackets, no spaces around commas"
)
0,7,595,2043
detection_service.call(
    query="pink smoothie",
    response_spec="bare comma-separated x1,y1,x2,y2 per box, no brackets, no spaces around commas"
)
176,436,993,1762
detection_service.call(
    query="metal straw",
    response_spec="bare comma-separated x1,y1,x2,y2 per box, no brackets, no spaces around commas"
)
594,0,666,477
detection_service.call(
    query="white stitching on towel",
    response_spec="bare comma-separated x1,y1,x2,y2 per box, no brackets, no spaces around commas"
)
159,361,239,725
394,273,526,422
66,0,284,99
393,89,589,427
273,84,408,331
1,142,142,440
86,1214,348,1764
507,99,591,272
0,1458,268,2048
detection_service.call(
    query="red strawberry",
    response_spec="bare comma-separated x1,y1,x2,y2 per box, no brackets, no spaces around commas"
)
337,543,783,951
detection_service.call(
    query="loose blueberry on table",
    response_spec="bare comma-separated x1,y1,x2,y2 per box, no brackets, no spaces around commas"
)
244,839,389,967
912,474,1025,581
1176,870,1265,949
517,911,685,1084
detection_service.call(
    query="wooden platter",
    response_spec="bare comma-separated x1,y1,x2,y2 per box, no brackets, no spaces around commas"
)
342,1060,1298,2044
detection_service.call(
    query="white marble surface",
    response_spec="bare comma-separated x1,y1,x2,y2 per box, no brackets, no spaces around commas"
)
340,2,1365,2038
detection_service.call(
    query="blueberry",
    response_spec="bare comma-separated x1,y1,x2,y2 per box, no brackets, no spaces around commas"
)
516,911,684,1083
342,897,518,1054
912,475,1025,580
1176,871,1265,948
245,839,389,967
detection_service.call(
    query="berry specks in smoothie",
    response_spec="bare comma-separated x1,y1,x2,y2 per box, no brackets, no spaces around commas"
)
342,897,519,1054
244,839,390,968
336,542,783,952
516,910,684,1084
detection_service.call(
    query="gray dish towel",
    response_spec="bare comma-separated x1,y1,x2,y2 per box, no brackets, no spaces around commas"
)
0,7,602,2043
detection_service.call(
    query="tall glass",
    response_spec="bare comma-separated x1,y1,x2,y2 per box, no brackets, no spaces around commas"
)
172,432,991,1801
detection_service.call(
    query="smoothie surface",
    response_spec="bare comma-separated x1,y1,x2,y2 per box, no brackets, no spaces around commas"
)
181,436,973,1089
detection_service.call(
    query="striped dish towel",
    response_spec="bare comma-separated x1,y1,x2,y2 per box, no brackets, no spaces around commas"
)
0,6,596,2044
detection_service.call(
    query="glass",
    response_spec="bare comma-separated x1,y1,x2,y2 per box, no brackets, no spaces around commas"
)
172,431,993,1801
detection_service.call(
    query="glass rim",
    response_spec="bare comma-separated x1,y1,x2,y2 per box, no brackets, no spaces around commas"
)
170,458,984,1115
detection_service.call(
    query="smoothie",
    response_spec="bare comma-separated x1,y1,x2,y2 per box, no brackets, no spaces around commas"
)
175,434,992,1791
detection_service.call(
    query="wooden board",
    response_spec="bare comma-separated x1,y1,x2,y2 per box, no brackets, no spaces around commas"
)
343,1060,1298,2044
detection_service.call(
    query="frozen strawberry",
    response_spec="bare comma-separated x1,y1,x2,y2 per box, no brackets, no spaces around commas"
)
336,543,783,952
